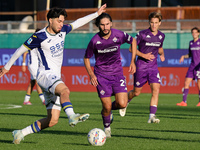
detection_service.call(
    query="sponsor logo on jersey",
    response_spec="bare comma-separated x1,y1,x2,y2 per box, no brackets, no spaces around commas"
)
145,42,161,47
98,46,118,53
190,47,200,50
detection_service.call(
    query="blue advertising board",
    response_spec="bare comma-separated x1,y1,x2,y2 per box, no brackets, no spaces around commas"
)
0,48,190,67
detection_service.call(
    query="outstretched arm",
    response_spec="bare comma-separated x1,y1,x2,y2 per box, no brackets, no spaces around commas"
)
71,4,106,30
179,54,189,63
0,44,28,78
84,57,98,87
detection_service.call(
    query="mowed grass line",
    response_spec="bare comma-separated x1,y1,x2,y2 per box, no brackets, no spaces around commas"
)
0,90,199,150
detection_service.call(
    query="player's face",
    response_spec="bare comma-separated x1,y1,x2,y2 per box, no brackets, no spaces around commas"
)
99,18,112,36
192,29,199,40
49,15,65,34
149,18,161,33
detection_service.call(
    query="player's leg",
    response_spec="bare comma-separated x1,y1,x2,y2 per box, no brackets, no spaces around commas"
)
148,83,160,123
54,83,89,127
101,97,112,138
23,79,36,105
177,77,192,106
35,81,45,104
12,108,60,144
196,79,200,106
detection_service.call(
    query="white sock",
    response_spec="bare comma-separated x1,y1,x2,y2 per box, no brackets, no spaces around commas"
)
39,93,45,102
21,125,34,137
24,94,31,102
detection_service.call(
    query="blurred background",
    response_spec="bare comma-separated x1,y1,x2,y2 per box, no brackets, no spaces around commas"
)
0,0,200,93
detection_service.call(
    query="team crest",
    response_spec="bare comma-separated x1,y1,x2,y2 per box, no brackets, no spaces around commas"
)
100,90,105,95
197,42,200,45
159,35,162,40
113,37,117,42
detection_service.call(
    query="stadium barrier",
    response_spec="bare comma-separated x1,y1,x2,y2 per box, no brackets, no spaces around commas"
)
0,66,198,94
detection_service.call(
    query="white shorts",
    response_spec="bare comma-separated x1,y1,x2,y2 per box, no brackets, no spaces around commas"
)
37,70,63,110
28,63,37,80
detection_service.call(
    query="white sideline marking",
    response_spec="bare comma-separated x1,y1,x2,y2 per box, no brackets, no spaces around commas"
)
0,104,22,109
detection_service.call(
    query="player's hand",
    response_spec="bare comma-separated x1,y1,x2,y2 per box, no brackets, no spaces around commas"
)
90,74,98,87
179,55,184,63
160,54,165,62
144,52,155,61
0,67,9,78
128,62,136,74
22,65,26,72
97,4,107,15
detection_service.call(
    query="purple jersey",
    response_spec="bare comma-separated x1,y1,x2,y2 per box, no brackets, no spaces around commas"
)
188,39,200,68
135,28,165,70
85,28,133,75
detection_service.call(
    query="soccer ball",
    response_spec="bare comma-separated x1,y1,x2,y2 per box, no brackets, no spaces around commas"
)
87,128,106,146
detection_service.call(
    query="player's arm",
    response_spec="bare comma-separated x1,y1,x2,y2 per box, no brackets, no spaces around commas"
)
158,47,165,62
128,38,137,74
179,54,189,63
84,57,98,87
22,51,28,72
70,4,106,30
0,44,28,78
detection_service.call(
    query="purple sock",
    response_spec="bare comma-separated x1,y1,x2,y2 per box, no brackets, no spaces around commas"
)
199,91,200,102
150,106,157,115
102,114,111,128
183,89,189,103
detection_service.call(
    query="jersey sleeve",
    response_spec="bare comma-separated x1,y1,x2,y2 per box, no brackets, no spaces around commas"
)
62,24,73,34
135,32,142,45
159,33,165,48
85,40,94,58
123,32,133,44
23,33,41,50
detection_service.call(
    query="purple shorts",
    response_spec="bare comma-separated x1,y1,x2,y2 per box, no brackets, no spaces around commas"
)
134,69,160,87
186,66,200,80
95,74,127,98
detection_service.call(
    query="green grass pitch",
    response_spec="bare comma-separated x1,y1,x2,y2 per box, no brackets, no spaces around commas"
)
0,90,199,150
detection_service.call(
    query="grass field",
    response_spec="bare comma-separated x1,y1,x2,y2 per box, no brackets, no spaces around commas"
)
0,90,199,150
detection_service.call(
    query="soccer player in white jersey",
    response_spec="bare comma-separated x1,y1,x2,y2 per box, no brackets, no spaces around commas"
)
176,27,200,107
0,4,106,144
22,29,45,105
119,12,165,124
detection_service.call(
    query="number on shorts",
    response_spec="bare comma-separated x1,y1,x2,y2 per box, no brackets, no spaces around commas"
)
120,79,126,87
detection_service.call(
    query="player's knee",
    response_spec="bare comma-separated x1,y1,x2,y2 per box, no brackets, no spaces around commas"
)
49,119,59,127
60,87,70,97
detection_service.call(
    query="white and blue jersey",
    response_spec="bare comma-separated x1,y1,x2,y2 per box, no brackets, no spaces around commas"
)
23,25,72,78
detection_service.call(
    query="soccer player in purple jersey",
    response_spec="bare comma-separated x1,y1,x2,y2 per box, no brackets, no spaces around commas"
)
0,5,106,144
177,27,200,107
84,13,136,137
119,12,165,123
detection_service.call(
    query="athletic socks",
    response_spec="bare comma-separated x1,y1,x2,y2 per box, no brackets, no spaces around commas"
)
149,105,157,118
38,93,45,102
183,89,189,103
21,121,41,137
61,102,75,118
24,94,31,102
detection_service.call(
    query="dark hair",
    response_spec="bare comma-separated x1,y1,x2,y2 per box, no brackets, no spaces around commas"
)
95,13,112,27
191,27,200,33
47,7,67,22
148,12,162,22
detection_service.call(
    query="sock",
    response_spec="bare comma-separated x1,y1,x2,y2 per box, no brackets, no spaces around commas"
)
21,121,41,137
149,105,157,118
102,113,111,128
24,94,31,102
61,102,75,118
38,93,45,102
199,91,200,102
183,89,189,103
